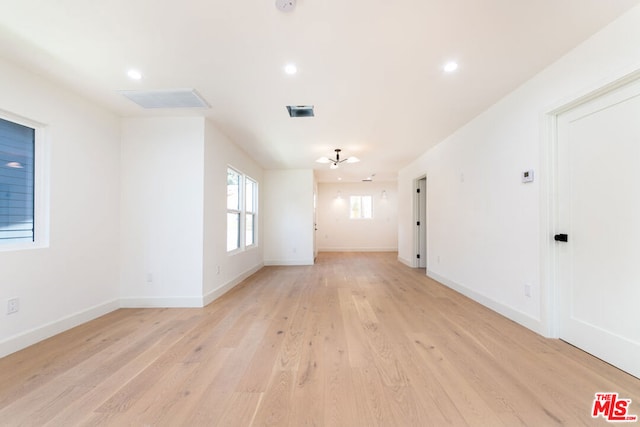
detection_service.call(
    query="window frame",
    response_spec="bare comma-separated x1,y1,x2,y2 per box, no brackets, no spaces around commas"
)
0,110,48,252
226,167,242,252
245,176,258,248
226,166,258,254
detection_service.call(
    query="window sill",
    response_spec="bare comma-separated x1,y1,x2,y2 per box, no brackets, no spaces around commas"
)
0,241,49,253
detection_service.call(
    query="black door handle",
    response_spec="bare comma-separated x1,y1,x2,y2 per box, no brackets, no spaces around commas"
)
554,234,568,242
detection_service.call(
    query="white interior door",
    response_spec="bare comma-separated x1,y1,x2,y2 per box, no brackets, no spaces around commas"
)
557,78,640,378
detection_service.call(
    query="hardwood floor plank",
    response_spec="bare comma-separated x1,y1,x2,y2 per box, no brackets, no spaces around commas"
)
1,252,639,426
214,391,263,427
321,289,357,427
288,281,329,426
251,368,294,426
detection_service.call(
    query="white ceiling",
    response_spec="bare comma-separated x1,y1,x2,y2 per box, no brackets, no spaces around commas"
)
0,0,638,182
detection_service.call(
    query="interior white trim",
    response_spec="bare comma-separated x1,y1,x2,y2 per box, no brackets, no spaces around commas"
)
413,174,427,269
428,270,543,334
119,296,204,308
0,299,119,358
397,256,413,268
264,259,314,266
540,65,640,339
203,264,263,306
317,248,398,252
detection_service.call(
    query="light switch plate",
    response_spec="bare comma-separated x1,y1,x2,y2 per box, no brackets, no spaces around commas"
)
522,169,534,183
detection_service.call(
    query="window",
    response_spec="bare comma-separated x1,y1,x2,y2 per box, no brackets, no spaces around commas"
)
227,168,241,251
350,195,373,219
245,177,257,246
0,118,35,244
227,167,258,252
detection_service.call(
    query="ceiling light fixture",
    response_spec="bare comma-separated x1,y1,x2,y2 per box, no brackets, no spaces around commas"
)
5,161,24,169
316,149,359,169
127,69,143,80
284,63,297,75
443,61,458,73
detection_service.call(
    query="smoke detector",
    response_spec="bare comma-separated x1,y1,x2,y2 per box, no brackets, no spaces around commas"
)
276,0,296,12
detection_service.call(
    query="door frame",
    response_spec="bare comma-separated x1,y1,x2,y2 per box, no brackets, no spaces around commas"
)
540,66,640,338
413,175,427,269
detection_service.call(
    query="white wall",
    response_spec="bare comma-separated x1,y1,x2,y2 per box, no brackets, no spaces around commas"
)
398,5,640,335
119,117,265,308
0,57,121,357
203,120,263,304
317,181,397,252
120,117,205,307
263,169,314,265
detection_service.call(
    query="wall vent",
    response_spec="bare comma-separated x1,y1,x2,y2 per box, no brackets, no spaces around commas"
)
118,89,210,109
286,105,314,117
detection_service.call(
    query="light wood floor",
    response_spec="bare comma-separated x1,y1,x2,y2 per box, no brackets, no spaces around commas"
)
1,252,639,426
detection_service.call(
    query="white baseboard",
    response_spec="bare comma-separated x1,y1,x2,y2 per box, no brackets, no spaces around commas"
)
427,270,543,335
203,263,263,306
397,256,414,267
0,265,267,358
119,296,204,308
317,247,398,253
264,259,314,266
0,299,119,358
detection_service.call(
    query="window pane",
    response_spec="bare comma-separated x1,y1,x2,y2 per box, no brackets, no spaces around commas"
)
227,169,240,210
362,196,373,219
245,213,254,246
245,177,255,213
0,118,35,244
227,212,240,251
350,196,361,219
349,195,372,219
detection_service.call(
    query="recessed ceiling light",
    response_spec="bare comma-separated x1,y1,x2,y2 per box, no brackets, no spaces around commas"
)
127,69,143,80
284,63,297,75
443,61,458,73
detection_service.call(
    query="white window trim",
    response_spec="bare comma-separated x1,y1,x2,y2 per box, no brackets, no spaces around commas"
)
226,166,258,255
245,176,258,249
0,110,49,252
227,167,242,254
349,195,373,220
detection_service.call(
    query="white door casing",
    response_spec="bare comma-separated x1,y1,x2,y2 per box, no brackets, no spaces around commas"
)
556,77,640,379
415,177,427,269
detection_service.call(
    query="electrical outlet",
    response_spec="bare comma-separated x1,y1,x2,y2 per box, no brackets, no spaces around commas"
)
7,298,19,315
216,266,221,275
524,284,532,298
146,273,153,284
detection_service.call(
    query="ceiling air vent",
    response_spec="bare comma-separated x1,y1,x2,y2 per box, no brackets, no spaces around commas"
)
286,105,314,117
118,89,210,109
